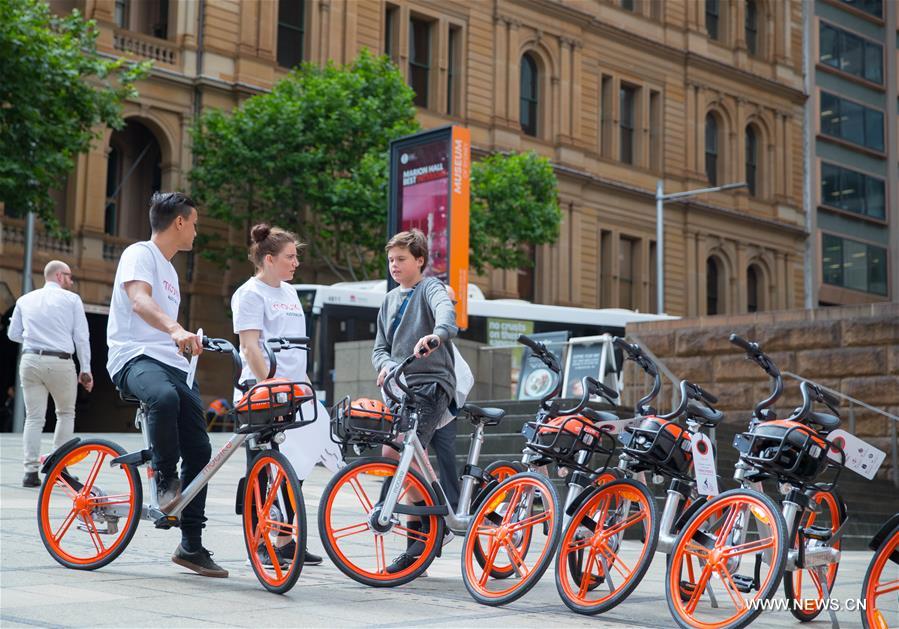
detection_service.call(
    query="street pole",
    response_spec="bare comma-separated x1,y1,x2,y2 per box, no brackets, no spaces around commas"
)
12,211,36,433
656,180,664,315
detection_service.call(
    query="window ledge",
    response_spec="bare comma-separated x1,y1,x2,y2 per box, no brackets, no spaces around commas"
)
817,204,888,226
816,63,885,92
819,0,885,25
816,134,886,160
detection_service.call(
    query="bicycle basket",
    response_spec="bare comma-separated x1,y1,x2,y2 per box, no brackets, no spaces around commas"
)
330,396,400,445
734,420,832,482
621,416,694,478
528,414,615,472
234,378,314,434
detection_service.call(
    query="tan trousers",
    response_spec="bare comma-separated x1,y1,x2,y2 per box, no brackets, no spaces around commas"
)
20,354,77,473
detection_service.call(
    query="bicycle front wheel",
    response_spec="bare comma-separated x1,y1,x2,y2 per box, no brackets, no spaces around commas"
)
555,479,658,614
243,449,306,594
666,488,789,629
462,472,561,606
862,524,899,629
38,439,142,570
472,461,529,580
318,457,443,587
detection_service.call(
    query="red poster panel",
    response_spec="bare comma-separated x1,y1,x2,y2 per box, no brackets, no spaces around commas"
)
388,126,470,329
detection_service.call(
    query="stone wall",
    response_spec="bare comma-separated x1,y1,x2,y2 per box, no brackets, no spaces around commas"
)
333,338,513,405
626,302,899,481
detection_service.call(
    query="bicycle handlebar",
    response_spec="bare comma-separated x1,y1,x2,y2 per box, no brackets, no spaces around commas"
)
659,380,720,421
202,336,243,391
381,338,440,405
555,376,619,416
729,333,783,421
614,337,662,416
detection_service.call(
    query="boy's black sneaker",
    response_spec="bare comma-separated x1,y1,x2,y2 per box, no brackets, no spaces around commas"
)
386,552,418,574
172,544,228,578
23,472,40,487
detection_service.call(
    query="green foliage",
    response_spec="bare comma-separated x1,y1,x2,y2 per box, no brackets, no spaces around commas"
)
190,48,419,280
469,151,561,274
0,0,150,228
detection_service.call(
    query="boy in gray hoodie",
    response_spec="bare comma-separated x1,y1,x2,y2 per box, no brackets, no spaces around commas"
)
371,229,458,572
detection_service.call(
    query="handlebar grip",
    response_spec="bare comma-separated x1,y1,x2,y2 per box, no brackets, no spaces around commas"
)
586,377,619,400
728,333,756,353
820,388,840,409
517,334,542,353
698,387,718,405
418,337,440,356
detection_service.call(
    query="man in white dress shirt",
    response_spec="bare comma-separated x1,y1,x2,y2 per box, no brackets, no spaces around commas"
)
8,260,93,487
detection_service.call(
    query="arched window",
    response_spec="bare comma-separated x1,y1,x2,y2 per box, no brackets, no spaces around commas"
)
105,120,161,240
705,113,720,186
745,0,759,56
707,257,721,315
747,265,760,312
745,125,758,196
520,53,539,137
706,0,721,40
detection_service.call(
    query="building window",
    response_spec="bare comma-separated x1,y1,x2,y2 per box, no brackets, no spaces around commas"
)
705,113,719,186
838,0,883,18
820,92,884,151
520,53,539,137
706,0,720,40
619,85,636,164
819,23,883,84
745,0,758,55
619,237,636,309
447,26,461,116
745,125,758,196
747,265,760,312
649,90,662,171
621,0,636,11
821,163,885,219
822,234,887,295
384,5,398,61
409,17,431,108
600,75,613,157
649,240,658,313
114,0,129,28
706,257,721,315
277,0,305,68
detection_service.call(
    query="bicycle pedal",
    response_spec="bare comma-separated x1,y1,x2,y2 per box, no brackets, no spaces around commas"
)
730,574,756,593
154,515,180,529
803,525,833,542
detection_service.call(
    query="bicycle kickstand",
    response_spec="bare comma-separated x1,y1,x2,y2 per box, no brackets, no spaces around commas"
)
812,565,839,629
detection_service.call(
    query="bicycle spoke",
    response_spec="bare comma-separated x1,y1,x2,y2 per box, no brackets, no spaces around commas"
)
809,567,824,599
81,452,107,497
332,521,371,540
266,519,297,536
261,536,283,580
476,525,499,536
347,476,373,514
500,486,524,525
54,476,80,500
597,541,632,579
507,511,550,534
685,562,715,615
374,535,387,574
717,567,748,611
394,523,429,543
684,540,711,560
874,578,899,597
564,537,594,554
479,540,501,586
83,512,106,554
87,493,132,507
577,548,599,597
602,509,647,539
715,506,741,549
504,540,531,579
260,469,285,518
52,507,79,543
253,475,265,519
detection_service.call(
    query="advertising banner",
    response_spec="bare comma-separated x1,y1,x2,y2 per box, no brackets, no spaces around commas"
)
516,331,569,401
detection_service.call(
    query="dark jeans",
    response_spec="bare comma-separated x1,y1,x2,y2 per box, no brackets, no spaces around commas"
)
113,356,210,538
431,420,460,510
405,382,450,449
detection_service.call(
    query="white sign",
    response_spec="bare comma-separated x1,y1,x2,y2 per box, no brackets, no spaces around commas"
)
691,432,719,496
826,429,885,480
186,327,203,389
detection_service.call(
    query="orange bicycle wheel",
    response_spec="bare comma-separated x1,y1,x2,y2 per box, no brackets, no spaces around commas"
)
38,439,142,570
783,490,845,621
462,472,560,606
666,489,788,629
564,469,623,595
555,479,658,614
862,526,899,629
318,457,442,587
243,449,305,594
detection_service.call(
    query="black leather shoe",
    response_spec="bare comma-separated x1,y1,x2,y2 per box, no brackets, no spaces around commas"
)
23,472,40,487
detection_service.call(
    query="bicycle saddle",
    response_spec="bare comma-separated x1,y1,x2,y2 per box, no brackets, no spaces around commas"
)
463,404,506,425
685,400,724,426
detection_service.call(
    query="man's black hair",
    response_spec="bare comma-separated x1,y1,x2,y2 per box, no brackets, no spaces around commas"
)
149,192,196,233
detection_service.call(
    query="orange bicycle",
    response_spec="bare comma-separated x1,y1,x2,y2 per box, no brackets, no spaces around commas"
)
37,336,316,594
862,513,899,628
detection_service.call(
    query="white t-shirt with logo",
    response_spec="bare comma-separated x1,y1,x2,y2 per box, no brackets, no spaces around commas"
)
231,277,307,385
107,241,190,378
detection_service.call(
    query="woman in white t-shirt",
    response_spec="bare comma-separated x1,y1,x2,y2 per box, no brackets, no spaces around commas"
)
231,223,343,567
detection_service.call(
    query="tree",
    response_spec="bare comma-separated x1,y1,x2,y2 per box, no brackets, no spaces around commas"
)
190,48,419,280
0,0,149,228
469,151,561,274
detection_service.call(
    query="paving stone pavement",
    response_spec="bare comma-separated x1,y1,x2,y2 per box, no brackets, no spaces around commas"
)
0,433,888,628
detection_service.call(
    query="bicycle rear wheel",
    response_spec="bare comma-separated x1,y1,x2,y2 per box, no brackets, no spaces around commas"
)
473,461,529,580
243,449,305,594
783,490,845,621
38,439,142,570
462,472,561,606
862,525,899,629
555,479,658,614
318,457,443,587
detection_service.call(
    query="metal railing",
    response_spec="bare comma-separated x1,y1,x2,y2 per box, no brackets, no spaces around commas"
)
783,371,899,488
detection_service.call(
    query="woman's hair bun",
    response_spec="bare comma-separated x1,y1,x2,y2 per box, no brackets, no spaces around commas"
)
250,223,271,244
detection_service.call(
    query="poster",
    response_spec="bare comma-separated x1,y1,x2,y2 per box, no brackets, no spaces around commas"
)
516,331,569,401
562,340,605,398
398,139,450,278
